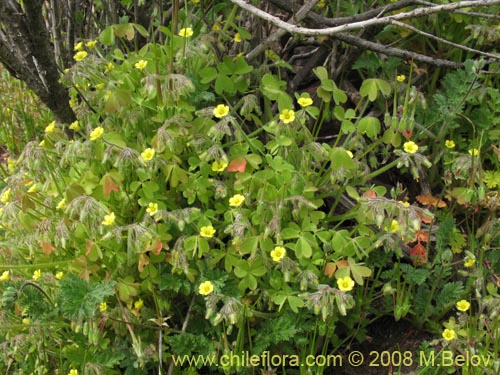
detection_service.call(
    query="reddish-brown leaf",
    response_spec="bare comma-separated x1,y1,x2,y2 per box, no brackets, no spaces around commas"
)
415,230,429,243
416,194,447,208
151,240,163,256
410,243,427,265
138,253,150,273
402,129,413,139
362,189,377,198
85,240,93,256
103,174,120,197
416,209,433,224
227,157,247,173
324,262,337,278
41,241,55,255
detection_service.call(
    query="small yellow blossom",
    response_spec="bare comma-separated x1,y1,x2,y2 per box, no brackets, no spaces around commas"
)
141,148,155,162
337,276,355,292
69,121,80,131
105,62,114,72
403,141,419,154
134,299,144,310
45,121,56,133
73,51,88,62
279,109,295,124
464,257,475,268
199,281,214,296
213,104,230,118
234,33,242,42
102,212,116,226
134,60,148,70
1,188,11,203
442,328,456,341
200,225,216,238
346,150,354,158
56,198,66,210
68,369,78,375
445,140,455,149
39,140,46,147
400,201,410,207
456,300,470,312
89,127,104,141
146,202,158,216
270,246,286,262
212,24,221,32
74,42,83,51
468,148,479,156
229,194,245,207
396,74,406,82
297,97,313,107
22,318,31,325
212,160,228,172
99,302,107,312
0,270,10,282
389,219,399,233
55,271,64,280
32,269,42,281
179,27,194,38
86,40,97,49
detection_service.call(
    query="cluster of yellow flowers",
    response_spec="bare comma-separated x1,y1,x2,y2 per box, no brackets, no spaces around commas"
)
73,40,97,61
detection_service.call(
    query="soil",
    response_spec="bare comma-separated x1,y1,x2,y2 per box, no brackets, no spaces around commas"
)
333,316,433,375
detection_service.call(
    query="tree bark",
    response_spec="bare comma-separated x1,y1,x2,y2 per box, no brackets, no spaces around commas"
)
0,0,76,125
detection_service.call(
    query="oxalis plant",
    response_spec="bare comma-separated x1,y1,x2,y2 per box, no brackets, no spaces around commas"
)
1,17,491,375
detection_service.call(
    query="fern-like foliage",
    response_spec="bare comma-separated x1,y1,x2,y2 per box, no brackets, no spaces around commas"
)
57,274,116,320
165,332,214,357
252,313,302,354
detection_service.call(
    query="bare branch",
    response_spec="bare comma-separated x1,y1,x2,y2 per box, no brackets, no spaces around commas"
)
334,32,463,69
390,20,500,60
229,0,500,36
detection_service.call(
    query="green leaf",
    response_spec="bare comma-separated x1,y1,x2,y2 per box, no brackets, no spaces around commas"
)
358,117,381,139
99,27,115,46
103,132,127,148
360,78,392,101
295,236,312,259
215,74,234,95
329,147,356,170
114,23,135,40
199,67,218,84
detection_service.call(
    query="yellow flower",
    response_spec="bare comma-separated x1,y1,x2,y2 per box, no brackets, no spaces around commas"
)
179,27,194,38
99,302,108,312
33,269,42,281
279,109,295,124
337,276,355,292
346,150,354,158
297,97,313,108
464,257,475,268
403,141,419,154
74,42,83,51
270,246,286,262
105,62,114,72
213,104,230,118
389,219,399,233
28,184,37,193
0,270,10,281
1,188,11,203
468,148,479,156
39,140,46,147
445,140,455,149
234,33,242,42
141,148,155,161
68,369,78,375
442,328,456,341
134,60,148,70
134,299,144,310
212,160,228,172
199,281,214,296
102,212,116,226
229,194,245,207
396,74,406,82
456,300,470,312
55,271,64,280
56,198,66,210
86,40,97,48
146,202,158,216
200,225,216,238
73,51,88,61
399,201,410,207
212,24,221,32
316,0,326,8
22,318,31,325
45,121,56,133
90,127,104,141
69,121,80,131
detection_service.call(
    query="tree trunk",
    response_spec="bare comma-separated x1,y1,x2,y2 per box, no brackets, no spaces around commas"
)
0,0,76,125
